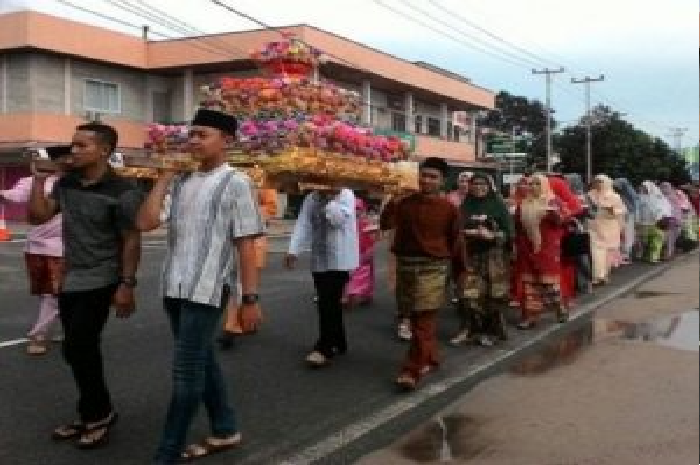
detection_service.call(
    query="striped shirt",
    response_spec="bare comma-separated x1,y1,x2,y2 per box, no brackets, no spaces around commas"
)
161,164,265,306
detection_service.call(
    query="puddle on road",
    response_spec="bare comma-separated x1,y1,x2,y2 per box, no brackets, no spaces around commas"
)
399,310,698,463
512,310,699,378
400,415,487,463
511,324,593,376
595,310,699,352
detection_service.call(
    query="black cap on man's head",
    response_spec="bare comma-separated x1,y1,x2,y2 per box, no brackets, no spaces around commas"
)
45,145,73,160
191,109,238,136
420,157,449,176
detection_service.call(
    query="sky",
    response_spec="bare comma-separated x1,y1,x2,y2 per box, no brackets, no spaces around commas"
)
3,0,699,146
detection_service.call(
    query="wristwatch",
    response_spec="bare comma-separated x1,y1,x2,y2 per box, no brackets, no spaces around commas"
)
119,277,138,288
241,294,260,305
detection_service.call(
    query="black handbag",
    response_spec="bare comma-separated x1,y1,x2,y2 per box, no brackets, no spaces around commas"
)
562,219,591,257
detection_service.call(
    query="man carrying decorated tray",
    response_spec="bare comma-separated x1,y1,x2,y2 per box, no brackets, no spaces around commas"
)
137,108,265,463
380,157,464,391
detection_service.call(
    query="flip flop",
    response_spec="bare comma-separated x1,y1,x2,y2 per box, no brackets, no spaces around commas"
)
52,421,84,441
75,412,119,450
181,434,242,461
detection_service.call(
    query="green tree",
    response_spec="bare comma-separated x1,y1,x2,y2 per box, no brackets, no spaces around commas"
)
556,105,690,186
480,91,554,164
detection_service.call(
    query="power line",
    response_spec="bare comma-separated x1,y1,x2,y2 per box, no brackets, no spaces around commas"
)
422,0,686,137
206,0,378,72
371,0,542,71
401,0,547,69
54,0,165,36
54,0,242,62
425,0,560,69
101,0,246,59
129,0,249,58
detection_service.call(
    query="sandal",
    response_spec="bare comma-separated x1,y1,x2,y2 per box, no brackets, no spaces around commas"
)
305,351,330,368
396,373,418,392
449,330,472,346
52,421,84,441
517,321,537,331
75,412,118,450
181,433,242,461
27,338,48,356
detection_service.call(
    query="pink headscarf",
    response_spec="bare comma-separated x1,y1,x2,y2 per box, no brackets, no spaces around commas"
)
676,189,693,212
660,182,683,220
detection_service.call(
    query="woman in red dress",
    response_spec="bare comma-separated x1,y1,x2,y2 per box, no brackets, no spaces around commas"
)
514,174,571,329
548,176,584,307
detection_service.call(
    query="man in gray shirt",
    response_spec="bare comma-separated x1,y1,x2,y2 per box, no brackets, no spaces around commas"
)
29,123,142,449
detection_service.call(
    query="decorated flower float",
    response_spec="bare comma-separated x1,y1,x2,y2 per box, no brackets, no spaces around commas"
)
119,36,418,192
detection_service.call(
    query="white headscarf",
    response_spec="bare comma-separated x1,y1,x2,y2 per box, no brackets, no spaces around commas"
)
589,174,626,214
641,181,672,220
520,173,555,252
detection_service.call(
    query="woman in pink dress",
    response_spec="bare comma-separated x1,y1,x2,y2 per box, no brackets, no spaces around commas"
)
343,198,378,308
588,175,627,285
0,146,70,355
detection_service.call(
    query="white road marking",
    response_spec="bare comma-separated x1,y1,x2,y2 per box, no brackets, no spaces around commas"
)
0,338,29,348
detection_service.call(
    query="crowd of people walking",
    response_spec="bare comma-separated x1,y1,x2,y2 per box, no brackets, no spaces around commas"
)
2,110,698,462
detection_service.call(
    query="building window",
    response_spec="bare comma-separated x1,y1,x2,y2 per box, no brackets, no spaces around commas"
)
391,112,406,132
427,117,441,137
415,115,423,134
84,79,120,114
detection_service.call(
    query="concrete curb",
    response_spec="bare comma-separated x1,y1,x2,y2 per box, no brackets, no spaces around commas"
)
279,254,695,465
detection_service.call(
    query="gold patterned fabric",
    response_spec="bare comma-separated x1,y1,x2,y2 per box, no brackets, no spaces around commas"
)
396,257,449,313
460,246,510,301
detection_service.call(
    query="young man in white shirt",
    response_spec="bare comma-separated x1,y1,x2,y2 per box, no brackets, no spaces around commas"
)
286,188,359,367
137,109,265,463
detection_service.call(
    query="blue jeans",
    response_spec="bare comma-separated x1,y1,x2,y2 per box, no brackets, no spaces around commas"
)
154,298,238,464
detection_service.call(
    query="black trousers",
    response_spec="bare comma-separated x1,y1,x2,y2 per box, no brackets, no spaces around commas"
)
59,284,116,423
312,271,350,358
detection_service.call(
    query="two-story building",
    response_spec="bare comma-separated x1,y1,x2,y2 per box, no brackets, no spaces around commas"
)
0,10,495,219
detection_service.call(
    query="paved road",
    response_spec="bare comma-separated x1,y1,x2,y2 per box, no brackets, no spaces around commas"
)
0,239,677,465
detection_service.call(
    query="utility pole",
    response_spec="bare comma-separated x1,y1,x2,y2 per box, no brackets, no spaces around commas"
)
571,74,605,183
532,67,565,173
668,127,688,155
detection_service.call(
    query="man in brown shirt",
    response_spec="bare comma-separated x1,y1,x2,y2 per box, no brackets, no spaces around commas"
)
381,157,464,391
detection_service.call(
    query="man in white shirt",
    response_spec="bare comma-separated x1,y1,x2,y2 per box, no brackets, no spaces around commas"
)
286,188,359,367
137,109,265,463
